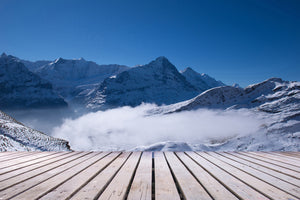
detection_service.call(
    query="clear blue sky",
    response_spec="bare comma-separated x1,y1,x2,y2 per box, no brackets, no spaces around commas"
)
1,0,299,86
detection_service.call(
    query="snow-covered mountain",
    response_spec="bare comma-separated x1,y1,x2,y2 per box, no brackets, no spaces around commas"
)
85,57,206,110
162,78,299,113
144,78,300,151
21,59,51,71
0,110,71,151
31,57,129,100
180,67,225,91
0,53,67,109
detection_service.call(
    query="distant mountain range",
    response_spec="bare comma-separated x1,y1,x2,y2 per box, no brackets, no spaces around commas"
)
84,56,225,109
0,53,299,151
0,53,224,110
0,53,67,109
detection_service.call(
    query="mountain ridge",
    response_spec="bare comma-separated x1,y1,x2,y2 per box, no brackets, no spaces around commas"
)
0,53,67,110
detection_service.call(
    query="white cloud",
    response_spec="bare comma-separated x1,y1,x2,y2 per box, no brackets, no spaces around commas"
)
52,104,265,151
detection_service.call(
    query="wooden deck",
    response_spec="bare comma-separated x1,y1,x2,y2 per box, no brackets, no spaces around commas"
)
0,151,299,200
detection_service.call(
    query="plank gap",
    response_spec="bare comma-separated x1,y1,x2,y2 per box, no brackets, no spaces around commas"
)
163,152,185,200
124,152,143,200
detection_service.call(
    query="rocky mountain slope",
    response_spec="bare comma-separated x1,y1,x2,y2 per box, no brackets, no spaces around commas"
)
180,67,225,91
84,57,216,110
29,57,129,100
144,78,300,151
0,53,67,109
160,78,299,113
0,110,71,151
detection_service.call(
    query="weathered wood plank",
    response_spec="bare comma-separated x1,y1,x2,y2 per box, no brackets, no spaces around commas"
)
244,152,300,171
0,151,74,182
40,152,120,200
0,152,85,191
97,152,141,200
209,152,300,198
199,152,297,200
186,152,269,200
0,152,93,199
0,151,25,158
224,152,300,187
272,152,300,159
253,152,300,166
10,152,107,200
236,152,300,179
0,152,68,175
165,152,212,200
70,152,131,200
127,152,152,200
0,152,60,169
0,151,39,163
154,152,180,200
176,152,238,200
0,151,298,200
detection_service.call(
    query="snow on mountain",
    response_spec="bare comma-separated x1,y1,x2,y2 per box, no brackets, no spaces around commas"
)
85,56,202,110
21,59,51,71
143,78,300,151
0,110,71,151
0,53,67,109
155,78,298,113
33,57,129,100
180,67,225,91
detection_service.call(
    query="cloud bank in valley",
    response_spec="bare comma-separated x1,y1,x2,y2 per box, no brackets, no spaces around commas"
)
52,104,265,151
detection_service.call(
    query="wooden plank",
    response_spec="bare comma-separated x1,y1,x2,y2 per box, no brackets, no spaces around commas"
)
272,152,300,159
0,152,75,182
127,152,152,200
254,152,300,166
10,152,108,200
40,152,120,200
175,152,238,200
0,152,93,199
245,152,300,171
224,152,300,187
0,152,59,170
265,151,300,162
0,152,86,191
70,152,131,200
186,152,269,200
208,152,300,198
0,151,38,163
198,152,296,200
0,151,25,158
165,152,212,200
154,152,180,200
235,152,300,179
98,152,141,200
0,152,69,176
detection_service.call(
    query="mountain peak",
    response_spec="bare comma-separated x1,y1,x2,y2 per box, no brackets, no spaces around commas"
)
1,52,7,58
266,77,283,83
54,57,66,64
148,56,176,70
181,67,197,74
155,56,168,62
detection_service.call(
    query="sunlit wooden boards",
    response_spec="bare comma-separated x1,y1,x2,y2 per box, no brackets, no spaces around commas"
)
0,151,299,200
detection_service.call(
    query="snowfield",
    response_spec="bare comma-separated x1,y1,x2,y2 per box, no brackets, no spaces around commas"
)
0,110,71,151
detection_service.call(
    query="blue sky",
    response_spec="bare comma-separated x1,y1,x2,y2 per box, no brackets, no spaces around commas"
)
1,0,299,86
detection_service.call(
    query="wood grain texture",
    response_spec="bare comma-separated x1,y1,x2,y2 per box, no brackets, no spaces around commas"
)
0,151,298,200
